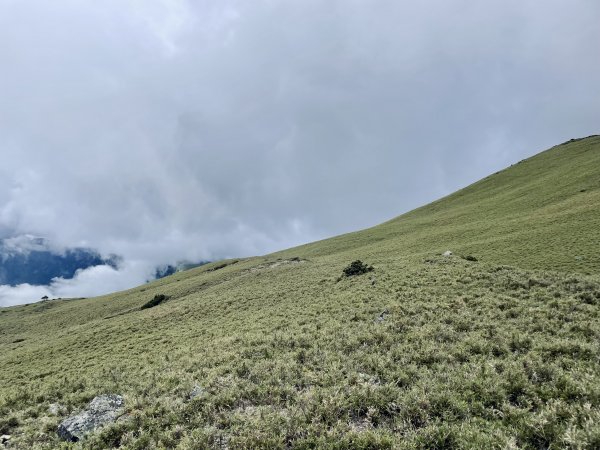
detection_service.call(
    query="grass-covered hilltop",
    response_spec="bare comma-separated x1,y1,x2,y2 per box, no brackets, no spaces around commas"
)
1,136,599,449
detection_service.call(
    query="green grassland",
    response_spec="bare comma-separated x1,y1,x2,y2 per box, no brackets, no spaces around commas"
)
1,136,599,449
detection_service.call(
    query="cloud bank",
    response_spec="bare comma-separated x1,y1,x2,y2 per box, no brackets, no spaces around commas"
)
1,0,599,305
0,262,151,307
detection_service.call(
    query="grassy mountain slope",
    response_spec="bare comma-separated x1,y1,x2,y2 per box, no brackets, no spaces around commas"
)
1,137,599,449
277,135,600,273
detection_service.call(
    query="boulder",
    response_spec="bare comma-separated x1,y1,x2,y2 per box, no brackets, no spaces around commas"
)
57,394,124,442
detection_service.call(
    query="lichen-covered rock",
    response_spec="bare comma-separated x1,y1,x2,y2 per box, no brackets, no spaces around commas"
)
48,403,62,416
57,394,124,442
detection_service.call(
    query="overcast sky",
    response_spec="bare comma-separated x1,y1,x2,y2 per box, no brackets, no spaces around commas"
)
1,0,599,306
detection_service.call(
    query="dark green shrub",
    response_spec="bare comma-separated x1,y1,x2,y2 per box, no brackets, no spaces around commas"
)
343,260,374,277
0,416,19,434
141,294,170,310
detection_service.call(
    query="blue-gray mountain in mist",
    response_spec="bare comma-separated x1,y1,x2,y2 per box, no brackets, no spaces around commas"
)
0,236,119,286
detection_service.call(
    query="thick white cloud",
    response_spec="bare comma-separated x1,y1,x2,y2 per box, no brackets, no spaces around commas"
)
0,0,599,305
0,262,152,307
49,262,152,298
0,284,51,308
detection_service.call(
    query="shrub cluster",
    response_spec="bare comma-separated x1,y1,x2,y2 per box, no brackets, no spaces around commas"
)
342,260,374,277
141,294,170,310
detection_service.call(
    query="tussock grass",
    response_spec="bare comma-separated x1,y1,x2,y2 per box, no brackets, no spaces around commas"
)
1,137,599,448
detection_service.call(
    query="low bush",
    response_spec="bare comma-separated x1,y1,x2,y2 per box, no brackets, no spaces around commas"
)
342,260,374,277
141,294,170,310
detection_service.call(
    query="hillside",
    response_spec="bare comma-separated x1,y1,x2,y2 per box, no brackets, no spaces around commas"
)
277,135,600,273
1,136,599,449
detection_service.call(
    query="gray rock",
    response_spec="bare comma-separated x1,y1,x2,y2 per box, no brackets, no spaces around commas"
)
48,403,62,416
189,384,206,400
57,394,124,442
375,309,389,324
443,250,453,257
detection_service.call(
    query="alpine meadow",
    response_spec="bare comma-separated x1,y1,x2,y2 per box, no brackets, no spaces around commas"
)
1,136,600,448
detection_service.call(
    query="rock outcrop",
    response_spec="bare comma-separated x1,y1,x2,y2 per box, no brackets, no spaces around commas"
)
57,394,124,442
